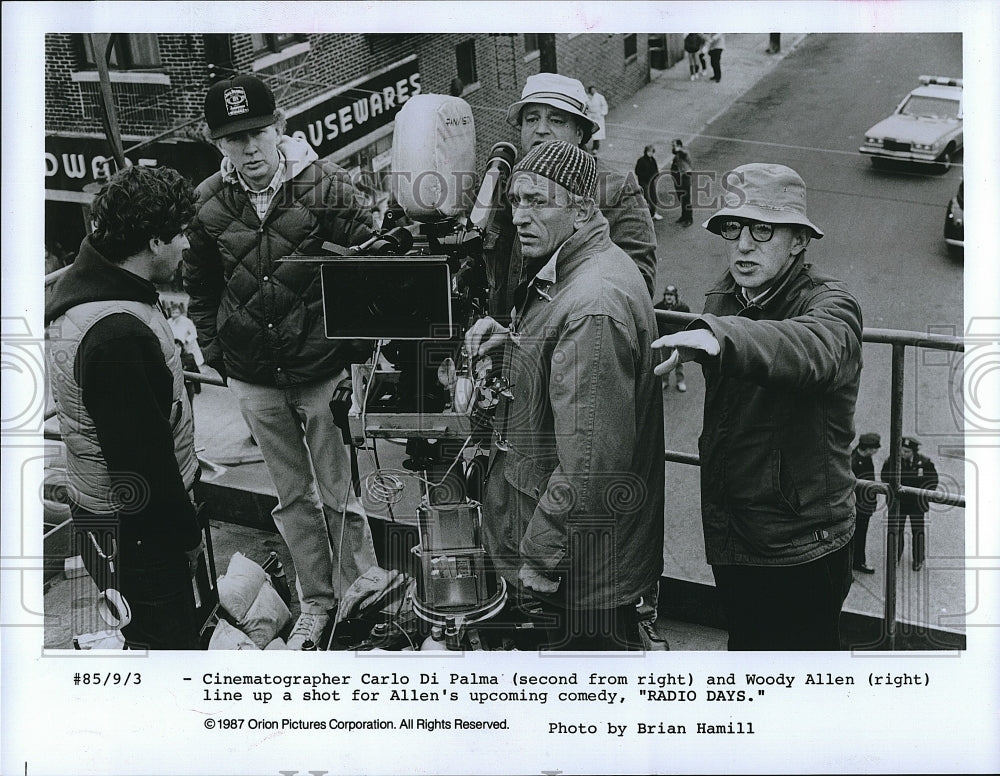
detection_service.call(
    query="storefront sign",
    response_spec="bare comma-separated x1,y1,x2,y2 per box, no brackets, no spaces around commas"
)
44,135,221,193
286,58,420,160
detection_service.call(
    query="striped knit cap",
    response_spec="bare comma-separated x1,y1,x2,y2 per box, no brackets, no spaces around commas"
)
510,140,597,199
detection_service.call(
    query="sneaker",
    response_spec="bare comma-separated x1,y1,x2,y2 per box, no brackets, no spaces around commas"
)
287,611,330,650
676,381,687,393
653,213,663,221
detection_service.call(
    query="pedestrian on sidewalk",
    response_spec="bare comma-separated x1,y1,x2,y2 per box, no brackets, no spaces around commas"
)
46,165,204,650
489,71,657,315
585,85,608,154
851,432,882,575
881,437,939,572
683,33,706,80
706,33,726,82
654,284,690,392
184,73,378,650
635,145,663,221
168,302,204,400
670,139,694,226
651,163,863,650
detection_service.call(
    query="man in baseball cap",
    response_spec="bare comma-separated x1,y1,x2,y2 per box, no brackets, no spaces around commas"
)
651,162,864,650
486,73,657,323
184,73,379,649
465,141,664,650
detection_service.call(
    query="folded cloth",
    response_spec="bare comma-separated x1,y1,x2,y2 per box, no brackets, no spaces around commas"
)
217,552,267,622
208,619,257,650
239,579,291,649
217,552,291,648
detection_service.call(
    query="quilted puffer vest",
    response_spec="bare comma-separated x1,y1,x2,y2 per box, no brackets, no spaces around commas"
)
47,300,197,513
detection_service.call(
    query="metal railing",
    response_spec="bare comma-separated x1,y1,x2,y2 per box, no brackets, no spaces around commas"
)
657,309,965,649
39,280,965,648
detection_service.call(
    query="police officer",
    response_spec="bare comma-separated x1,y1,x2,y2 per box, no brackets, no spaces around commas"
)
850,432,881,574
881,436,939,571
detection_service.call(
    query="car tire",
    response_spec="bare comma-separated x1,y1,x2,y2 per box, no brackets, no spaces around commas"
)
936,146,954,174
870,156,887,170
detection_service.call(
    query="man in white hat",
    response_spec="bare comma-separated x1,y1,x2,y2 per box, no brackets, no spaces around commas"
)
652,163,863,650
486,72,657,321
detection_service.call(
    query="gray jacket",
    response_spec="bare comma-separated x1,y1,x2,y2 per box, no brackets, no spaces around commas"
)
483,211,664,610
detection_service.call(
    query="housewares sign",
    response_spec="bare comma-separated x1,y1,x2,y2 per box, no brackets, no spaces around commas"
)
285,57,421,159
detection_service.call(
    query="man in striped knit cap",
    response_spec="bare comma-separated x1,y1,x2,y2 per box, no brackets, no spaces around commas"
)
466,140,664,650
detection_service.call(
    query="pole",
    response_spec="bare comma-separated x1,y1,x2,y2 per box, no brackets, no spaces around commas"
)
882,343,906,649
90,33,127,170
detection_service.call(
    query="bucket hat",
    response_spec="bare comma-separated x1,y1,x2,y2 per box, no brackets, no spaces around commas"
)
703,163,824,238
505,73,600,135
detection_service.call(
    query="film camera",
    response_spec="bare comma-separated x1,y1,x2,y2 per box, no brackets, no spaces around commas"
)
285,94,516,632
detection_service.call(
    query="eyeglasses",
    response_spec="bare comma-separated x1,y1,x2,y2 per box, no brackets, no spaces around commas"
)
719,219,775,242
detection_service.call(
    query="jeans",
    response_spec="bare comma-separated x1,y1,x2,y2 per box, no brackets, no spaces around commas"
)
229,374,377,613
712,542,853,650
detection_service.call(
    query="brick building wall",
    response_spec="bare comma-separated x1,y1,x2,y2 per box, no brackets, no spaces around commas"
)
45,32,651,165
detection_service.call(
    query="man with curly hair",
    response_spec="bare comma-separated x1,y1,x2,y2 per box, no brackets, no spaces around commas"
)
46,165,204,649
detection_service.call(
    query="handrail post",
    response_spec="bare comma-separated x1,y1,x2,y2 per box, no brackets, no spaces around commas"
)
883,342,907,650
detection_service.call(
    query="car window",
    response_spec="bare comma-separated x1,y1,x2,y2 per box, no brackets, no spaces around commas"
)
900,95,961,120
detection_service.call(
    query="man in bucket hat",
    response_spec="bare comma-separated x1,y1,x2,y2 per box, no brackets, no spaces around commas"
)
652,163,863,650
466,141,664,650
486,73,657,322
183,73,378,649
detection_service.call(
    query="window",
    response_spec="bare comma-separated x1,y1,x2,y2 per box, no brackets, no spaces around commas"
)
624,33,638,62
456,39,478,88
523,34,539,55
251,33,306,55
79,34,161,69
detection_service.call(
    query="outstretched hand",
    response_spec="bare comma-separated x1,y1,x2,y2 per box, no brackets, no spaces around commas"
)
651,328,720,376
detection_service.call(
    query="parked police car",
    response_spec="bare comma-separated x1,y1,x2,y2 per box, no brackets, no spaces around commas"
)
860,76,963,171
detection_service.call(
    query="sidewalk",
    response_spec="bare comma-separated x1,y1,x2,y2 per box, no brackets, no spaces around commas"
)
598,33,806,173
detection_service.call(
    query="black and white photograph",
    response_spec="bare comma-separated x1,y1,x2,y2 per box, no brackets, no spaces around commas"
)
2,1,999,774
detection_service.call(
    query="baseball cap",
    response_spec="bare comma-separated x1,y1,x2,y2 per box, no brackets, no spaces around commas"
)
205,74,278,140
505,73,600,136
703,163,824,239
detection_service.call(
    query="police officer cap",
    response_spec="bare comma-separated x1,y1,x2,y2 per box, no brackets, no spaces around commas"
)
859,432,881,448
901,436,921,451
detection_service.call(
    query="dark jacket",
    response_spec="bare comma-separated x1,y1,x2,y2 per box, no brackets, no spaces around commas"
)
183,136,372,387
851,448,878,519
881,454,939,516
634,153,659,188
695,255,863,566
483,212,664,610
486,156,657,319
45,238,201,553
